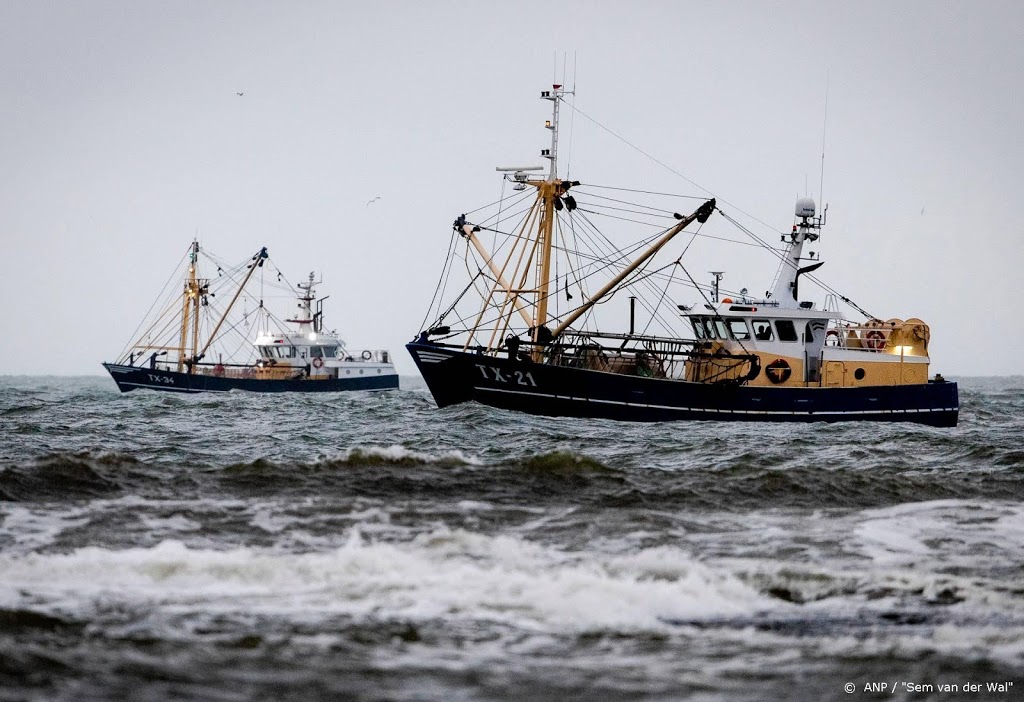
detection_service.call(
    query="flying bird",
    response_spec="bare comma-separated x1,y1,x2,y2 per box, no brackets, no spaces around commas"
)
366,196,382,206
236,92,244,96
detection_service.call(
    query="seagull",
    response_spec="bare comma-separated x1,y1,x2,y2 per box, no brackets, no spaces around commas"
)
366,196,381,206
236,92,244,97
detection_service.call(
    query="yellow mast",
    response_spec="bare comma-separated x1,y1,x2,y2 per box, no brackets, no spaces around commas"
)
528,85,570,357
177,241,199,373
528,84,716,344
457,84,713,357
190,272,201,372
533,180,556,345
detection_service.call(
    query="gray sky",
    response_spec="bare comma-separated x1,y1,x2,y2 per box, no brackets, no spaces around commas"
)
2,1,1022,377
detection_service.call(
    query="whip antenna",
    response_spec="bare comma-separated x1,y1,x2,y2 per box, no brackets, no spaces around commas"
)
819,72,829,206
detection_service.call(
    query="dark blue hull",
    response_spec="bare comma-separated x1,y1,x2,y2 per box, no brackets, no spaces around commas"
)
407,343,959,427
103,363,399,394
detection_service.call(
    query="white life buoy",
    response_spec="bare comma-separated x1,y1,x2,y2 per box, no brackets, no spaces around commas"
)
361,350,373,361
825,329,840,347
312,357,324,369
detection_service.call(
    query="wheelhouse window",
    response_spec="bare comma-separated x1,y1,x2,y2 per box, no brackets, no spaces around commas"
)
713,319,730,340
727,319,750,340
322,346,338,358
690,318,706,339
752,321,773,341
310,346,324,358
775,320,798,342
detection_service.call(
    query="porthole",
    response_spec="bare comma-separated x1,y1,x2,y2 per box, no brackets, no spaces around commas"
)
359,369,364,375
854,368,866,380
377,369,381,374
346,370,351,375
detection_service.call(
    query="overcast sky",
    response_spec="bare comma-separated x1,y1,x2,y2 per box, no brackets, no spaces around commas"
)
2,0,1021,377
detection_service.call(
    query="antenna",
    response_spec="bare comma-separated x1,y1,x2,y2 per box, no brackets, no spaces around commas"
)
540,54,577,180
819,72,829,206
710,271,724,302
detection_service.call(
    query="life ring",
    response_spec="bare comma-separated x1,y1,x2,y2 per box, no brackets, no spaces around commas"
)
312,357,324,369
361,350,373,361
865,329,886,350
766,358,792,384
825,329,840,347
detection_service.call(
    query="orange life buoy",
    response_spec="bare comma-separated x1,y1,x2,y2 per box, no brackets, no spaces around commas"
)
312,357,324,369
766,358,792,384
865,330,886,350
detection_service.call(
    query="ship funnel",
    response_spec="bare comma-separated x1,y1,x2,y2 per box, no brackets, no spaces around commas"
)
795,197,816,219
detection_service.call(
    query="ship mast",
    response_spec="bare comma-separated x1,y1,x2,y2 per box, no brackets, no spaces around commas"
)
453,83,714,356
531,86,717,342
532,85,570,350
770,197,824,307
177,241,202,373
287,272,319,332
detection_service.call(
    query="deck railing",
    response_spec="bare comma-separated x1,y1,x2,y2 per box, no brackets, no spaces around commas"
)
336,349,393,364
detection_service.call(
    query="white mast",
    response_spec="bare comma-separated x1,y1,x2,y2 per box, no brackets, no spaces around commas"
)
770,197,821,307
288,272,319,331
539,85,565,180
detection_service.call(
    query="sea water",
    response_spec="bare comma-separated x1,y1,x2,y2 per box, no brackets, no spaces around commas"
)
1,376,1022,701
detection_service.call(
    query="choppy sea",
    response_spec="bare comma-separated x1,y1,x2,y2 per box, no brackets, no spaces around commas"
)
0,375,1022,701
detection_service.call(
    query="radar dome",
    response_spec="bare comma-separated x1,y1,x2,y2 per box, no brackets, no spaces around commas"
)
795,197,816,219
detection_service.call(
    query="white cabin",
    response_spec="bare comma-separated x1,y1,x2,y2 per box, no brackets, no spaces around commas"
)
250,273,396,382
684,198,933,388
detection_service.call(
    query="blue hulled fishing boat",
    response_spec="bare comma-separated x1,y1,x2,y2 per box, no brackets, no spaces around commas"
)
408,84,957,426
105,243,398,393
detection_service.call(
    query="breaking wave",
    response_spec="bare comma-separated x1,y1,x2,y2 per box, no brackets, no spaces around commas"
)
0,532,769,634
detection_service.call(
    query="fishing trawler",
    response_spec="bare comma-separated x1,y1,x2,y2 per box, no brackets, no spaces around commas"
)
104,243,398,393
407,84,958,426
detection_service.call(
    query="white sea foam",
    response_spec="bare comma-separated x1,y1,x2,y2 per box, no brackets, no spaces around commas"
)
693,501,1024,622
0,528,769,633
335,444,484,466
0,505,90,553
854,500,1024,572
456,500,494,511
138,513,202,533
